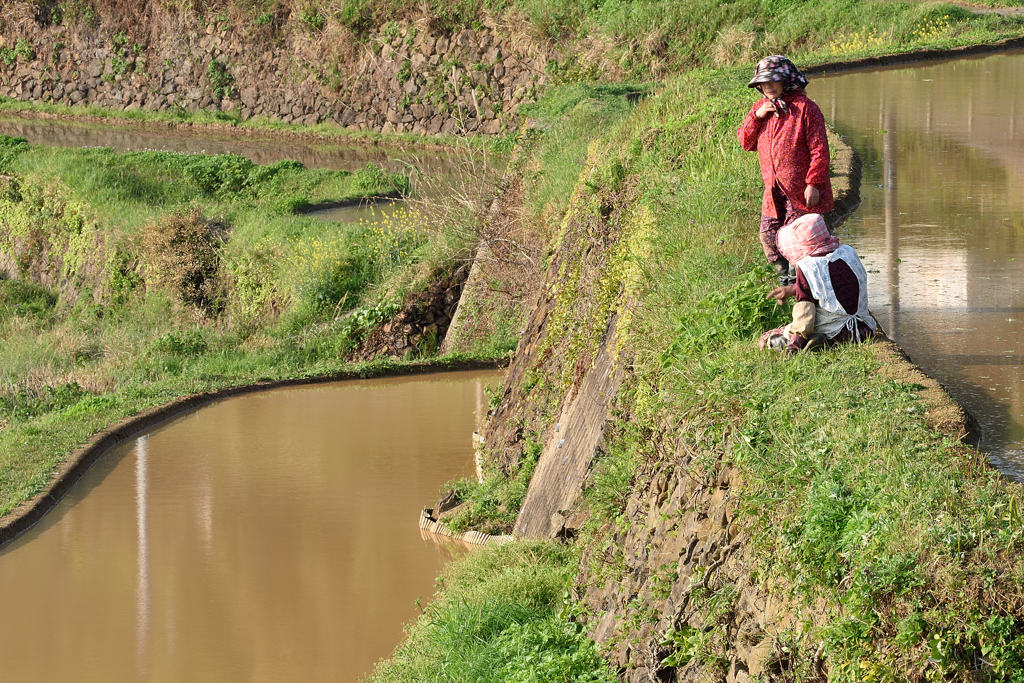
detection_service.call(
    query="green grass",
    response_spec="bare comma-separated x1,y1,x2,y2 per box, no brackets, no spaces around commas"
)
444,435,542,535
518,83,649,226
0,277,56,325
6,144,406,229
370,540,616,683
580,0,1024,74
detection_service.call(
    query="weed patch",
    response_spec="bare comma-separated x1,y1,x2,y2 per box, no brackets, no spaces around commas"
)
444,436,542,535
0,278,57,323
143,210,224,314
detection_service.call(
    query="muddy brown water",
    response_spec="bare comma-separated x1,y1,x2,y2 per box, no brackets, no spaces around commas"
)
814,49,1024,476
0,114,477,176
307,198,404,223
0,370,497,682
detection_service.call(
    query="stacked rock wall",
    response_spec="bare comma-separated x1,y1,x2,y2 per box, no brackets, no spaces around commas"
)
0,4,555,135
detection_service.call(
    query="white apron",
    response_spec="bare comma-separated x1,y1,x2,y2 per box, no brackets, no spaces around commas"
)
796,245,877,341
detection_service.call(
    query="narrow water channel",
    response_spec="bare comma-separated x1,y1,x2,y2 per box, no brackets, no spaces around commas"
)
0,371,497,682
814,50,1024,476
0,115,472,175
307,198,403,223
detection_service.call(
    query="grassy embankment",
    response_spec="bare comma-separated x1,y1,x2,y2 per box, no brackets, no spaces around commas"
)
568,69,1024,678
371,6,1024,683
373,541,617,683
413,5,1024,535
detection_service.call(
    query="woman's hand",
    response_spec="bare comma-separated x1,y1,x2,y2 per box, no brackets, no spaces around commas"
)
755,100,777,119
767,285,796,305
804,184,820,208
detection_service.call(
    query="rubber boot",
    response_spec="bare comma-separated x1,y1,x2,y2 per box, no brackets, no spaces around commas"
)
773,258,795,287
801,333,828,353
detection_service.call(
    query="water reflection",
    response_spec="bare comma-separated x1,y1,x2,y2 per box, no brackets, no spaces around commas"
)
0,371,498,682
307,198,403,224
815,49,1024,476
136,435,150,673
0,115,475,176
883,107,900,340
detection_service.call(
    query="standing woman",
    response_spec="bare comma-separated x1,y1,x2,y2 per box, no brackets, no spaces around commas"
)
737,55,833,284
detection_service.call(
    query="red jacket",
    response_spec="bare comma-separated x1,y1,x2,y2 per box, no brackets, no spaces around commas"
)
737,90,833,218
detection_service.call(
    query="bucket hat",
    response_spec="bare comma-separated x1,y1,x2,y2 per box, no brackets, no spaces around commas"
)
747,55,809,92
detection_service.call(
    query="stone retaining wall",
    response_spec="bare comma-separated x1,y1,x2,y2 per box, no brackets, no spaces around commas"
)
0,5,556,135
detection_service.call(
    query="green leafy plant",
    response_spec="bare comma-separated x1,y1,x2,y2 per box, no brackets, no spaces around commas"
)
663,263,790,360
109,32,143,76
0,276,56,323
396,58,412,83
205,60,236,100
381,20,401,40
341,301,400,338
0,135,29,173
152,330,209,357
0,38,34,66
0,381,88,422
300,9,326,31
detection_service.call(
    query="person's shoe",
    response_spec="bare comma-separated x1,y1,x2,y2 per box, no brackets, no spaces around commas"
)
801,333,828,353
773,259,795,286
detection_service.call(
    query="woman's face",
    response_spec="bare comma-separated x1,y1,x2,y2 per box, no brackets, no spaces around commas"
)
760,80,784,98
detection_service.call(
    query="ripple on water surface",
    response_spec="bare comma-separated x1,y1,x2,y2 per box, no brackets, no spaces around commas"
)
814,49,1024,477
0,370,498,682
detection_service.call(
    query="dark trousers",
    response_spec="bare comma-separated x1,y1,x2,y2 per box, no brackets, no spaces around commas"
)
759,184,807,263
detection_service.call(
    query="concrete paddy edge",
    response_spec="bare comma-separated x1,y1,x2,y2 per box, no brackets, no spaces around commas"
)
0,357,506,549
419,508,514,546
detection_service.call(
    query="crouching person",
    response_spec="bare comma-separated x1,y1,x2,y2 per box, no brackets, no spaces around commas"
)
759,213,877,353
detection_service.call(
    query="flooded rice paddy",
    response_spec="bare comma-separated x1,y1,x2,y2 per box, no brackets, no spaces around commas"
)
0,115,472,175
0,115,496,220
0,371,497,682
815,49,1024,476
